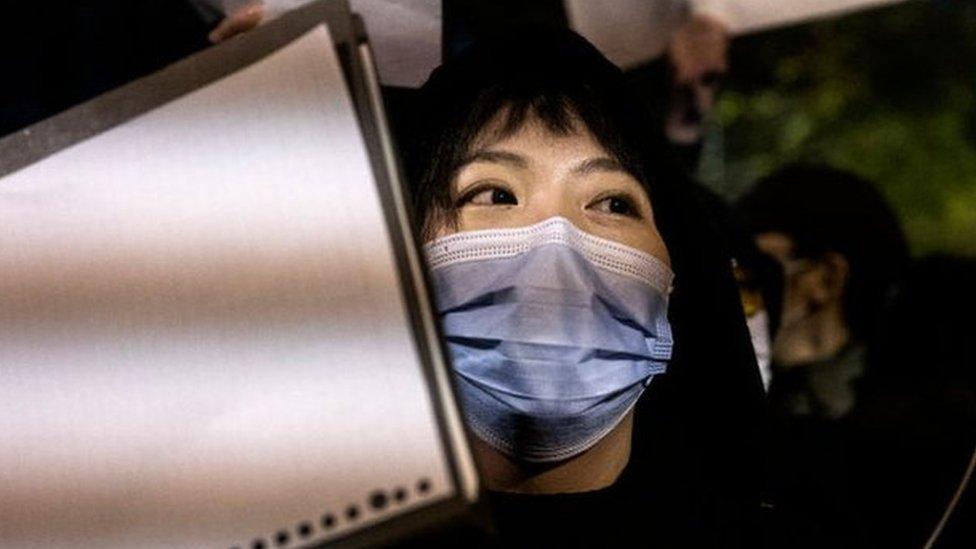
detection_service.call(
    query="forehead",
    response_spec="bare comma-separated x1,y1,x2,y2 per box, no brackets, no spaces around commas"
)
468,113,611,165
755,232,795,263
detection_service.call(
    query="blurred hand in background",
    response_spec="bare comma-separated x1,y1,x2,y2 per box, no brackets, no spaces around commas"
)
208,2,265,43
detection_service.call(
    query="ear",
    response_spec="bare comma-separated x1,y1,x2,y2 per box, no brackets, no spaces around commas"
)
806,252,849,307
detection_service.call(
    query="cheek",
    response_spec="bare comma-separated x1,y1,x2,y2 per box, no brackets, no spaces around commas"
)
584,219,670,268
425,208,532,241
456,207,536,232
636,226,670,267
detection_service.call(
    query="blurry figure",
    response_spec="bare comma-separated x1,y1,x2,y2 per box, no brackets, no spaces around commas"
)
736,163,910,547
737,164,909,419
669,10,729,86
568,0,732,172
665,9,728,166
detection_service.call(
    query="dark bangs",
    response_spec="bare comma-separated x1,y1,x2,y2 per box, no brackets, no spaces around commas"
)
404,28,670,238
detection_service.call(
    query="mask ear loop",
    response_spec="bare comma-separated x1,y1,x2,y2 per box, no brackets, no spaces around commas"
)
923,441,976,549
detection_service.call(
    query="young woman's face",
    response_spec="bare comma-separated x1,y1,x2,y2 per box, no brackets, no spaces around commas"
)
429,115,670,265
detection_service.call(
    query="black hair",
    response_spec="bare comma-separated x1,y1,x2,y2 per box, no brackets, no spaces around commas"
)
402,26,675,238
736,163,909,340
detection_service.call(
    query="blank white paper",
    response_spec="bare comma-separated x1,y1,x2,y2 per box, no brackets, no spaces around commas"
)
0,25,453,548
689,0,910,35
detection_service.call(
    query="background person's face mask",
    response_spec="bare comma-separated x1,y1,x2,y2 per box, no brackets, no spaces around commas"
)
425,217,674,462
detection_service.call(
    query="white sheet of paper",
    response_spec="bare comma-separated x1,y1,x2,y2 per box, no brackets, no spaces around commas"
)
196,0,442,87
565,0,683,69
0,25,453,548
567,0,909,69
349,0,441,88
690,0,910,35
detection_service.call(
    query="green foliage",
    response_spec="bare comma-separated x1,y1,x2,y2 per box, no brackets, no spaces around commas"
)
706,0,976,255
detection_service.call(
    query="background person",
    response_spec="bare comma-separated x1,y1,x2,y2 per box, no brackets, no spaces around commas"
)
736,163,909,420
735,163,910,546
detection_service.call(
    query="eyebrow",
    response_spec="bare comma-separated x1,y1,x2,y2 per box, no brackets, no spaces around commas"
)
571,157,627,175
460,149,529,169
459,150,627,177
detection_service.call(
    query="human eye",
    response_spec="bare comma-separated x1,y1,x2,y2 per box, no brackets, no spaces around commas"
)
588,192,643,219
456,183,519,207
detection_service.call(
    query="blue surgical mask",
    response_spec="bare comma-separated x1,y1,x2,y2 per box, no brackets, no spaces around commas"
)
425,217,674,462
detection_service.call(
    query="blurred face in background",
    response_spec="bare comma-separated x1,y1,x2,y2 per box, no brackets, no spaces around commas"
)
755,231,850,366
